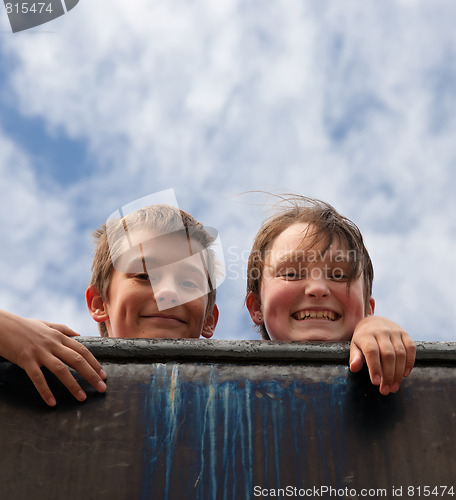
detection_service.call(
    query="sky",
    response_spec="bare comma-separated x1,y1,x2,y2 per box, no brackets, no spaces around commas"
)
0,0,455,341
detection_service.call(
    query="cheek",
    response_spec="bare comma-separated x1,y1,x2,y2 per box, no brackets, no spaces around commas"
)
260,282,294,337
108,285,143,316
262,281,294,311
188,298,207,323
342,286,366,321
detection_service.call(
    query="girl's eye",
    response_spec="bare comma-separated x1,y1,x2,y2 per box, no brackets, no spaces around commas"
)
280,270,301,280
330,270,347,281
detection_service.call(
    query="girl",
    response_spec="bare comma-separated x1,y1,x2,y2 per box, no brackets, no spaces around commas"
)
246,195,415,396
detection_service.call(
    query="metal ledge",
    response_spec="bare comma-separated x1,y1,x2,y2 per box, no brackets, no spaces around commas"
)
71,338,456,363
1,338,455,499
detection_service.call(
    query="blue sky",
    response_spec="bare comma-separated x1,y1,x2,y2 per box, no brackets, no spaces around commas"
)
0,0,455,341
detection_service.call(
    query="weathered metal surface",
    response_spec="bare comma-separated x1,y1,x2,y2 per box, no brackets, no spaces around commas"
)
0,340,455,500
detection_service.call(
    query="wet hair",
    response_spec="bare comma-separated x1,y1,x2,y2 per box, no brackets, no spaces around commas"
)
89,204,217,336
246,195,374,340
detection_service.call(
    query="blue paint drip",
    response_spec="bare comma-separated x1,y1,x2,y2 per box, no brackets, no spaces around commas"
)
141,364,182,500
141,365,350,499
243,379,254,499
141,364,258,499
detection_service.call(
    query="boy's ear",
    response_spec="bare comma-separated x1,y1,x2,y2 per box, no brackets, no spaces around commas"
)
246,292,263,325
86,285,109,323
201,304,219,339
366,297,375,316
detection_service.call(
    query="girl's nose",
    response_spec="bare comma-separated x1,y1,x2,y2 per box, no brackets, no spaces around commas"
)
304,270,330,298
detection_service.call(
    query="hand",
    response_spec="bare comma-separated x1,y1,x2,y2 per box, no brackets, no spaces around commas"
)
349,316,416,395
0,310,107,406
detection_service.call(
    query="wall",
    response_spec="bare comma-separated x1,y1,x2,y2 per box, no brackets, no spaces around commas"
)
1,339,455,500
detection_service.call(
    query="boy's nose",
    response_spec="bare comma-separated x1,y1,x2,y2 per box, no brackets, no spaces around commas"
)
153,279,180,310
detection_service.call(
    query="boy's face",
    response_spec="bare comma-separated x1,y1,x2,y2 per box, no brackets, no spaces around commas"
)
88,230,218,339
247,223,374,341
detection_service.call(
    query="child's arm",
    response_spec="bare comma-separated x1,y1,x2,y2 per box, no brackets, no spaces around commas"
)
0,309,107,406
349,316,416,396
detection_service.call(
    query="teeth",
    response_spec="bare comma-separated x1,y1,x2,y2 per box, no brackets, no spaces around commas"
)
295,310,337,321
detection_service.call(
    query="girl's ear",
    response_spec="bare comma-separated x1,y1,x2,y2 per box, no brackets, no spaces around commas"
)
246,292,264,325
366,297,375,316
201,304,219,339
86,285,109,323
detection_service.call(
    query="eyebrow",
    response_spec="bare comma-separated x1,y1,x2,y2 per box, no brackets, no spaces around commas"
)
125,254,208,278
263,258,302,275
272,252,307,267
178,261,207,279
123,244,154,273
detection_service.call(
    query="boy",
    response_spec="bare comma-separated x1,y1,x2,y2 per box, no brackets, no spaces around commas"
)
85,203,219,339
1,203,219,406
245,195,416,395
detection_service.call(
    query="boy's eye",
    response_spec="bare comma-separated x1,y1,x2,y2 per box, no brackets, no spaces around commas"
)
135,273,151,281
180,279,198,288
179,276,207,290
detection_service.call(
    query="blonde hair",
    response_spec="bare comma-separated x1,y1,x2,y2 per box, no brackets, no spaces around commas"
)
89,204,217,336
246,195,374,340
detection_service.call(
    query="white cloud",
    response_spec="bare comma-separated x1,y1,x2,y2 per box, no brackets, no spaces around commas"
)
0,129,97,334
1,0,456,339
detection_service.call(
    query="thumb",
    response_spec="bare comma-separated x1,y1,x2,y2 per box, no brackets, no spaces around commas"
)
349,342,365,373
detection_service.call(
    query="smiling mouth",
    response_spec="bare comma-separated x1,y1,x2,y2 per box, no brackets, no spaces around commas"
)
141,315,186,324
292,310,340,321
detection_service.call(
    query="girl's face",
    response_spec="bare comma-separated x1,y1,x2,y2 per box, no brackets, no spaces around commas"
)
246,223,374,341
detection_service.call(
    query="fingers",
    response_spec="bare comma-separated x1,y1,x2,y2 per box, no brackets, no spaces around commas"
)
0,312,107,406
27,359,92,407
45,355,106,404
23,348,107,406
25,366,58,407
42,339,107,402
352,337,382,387
364,336,415,396
41,321,80,337
376,337,398,395
23,340,108,406
18,326,107,405
388,336,407,393
351,316,416,396
376,333,416,395
62,337,107,381
403,335,416,378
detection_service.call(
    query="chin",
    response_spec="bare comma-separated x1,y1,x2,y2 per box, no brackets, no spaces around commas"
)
142,330,200,339
289,329,344,342
140,331,181,339
110,330,181,339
